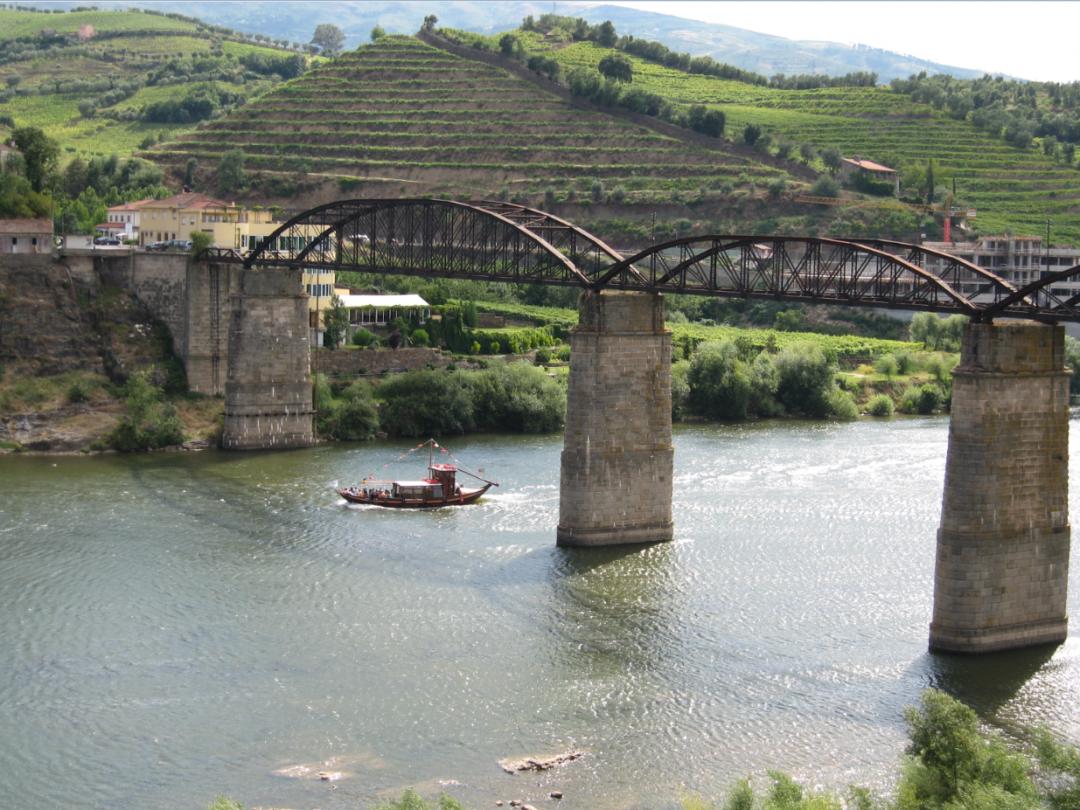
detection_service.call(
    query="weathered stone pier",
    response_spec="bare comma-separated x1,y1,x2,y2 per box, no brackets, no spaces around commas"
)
930,320,1071,652
221,268,314,450
557,290,674,546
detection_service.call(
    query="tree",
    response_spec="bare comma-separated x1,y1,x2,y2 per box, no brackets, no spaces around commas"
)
687,340,751,420
775,342,835,417
742,123,762,146
183,157,197,189
12,126,59,193
594,20,616,47
498,33,518,56
687,105,724,137
189,230,212,255
421,14,438,32
322,294,348,348
310,23,345,54
217,149,246,194
820,146,842,175
0,172,51,219
597,53,633,83
370,25,386,42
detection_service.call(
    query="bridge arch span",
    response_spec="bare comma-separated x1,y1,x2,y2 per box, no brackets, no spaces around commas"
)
241,198,621,288
591,234,984,316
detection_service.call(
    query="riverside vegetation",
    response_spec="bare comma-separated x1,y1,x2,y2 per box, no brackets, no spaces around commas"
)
205,689,1080,809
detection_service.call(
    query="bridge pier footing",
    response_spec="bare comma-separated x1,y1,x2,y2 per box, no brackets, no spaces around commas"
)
930,320,1071,653
557,290,673,547
221,269,314,450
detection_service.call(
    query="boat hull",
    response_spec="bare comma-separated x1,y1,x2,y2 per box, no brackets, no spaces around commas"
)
337,483,492,508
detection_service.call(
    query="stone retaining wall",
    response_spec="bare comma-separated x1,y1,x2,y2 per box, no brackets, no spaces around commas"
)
312,347,451,376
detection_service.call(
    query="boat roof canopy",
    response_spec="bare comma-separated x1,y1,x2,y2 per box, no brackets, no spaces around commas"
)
396,480,439,488
430,463,456,471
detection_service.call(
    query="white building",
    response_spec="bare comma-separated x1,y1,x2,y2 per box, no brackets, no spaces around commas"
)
922,235,1080,298
339,294,430,327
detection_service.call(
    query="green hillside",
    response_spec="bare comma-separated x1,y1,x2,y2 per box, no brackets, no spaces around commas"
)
0,7,308,158
490,25,1080,245
144,35,796,214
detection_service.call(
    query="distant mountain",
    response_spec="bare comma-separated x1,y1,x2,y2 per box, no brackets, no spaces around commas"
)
576,5,986,81
23,0,987,81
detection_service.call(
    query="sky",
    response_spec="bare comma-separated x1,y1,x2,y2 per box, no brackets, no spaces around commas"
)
598,2,1080,82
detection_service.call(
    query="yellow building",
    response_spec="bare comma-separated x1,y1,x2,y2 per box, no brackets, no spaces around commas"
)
135,192,278,247
126,192,338,333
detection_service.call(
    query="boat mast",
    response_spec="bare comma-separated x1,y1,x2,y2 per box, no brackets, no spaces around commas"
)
428,438,434,471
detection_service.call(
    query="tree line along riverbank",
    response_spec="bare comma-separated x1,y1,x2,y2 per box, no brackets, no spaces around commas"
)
10,304,1080,453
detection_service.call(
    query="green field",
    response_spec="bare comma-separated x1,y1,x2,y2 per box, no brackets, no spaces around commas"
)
505,32,1080,244
0,8,306,160
146,35,793,208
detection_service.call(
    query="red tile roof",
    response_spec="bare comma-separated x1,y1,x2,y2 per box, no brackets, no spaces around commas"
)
111,192,234,211
0,218,52,234
843,157,897,174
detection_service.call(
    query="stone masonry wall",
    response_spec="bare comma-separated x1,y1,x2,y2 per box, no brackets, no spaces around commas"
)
558,290,673,546
312,347,451,376
931,320,1071,652
222,269,313,450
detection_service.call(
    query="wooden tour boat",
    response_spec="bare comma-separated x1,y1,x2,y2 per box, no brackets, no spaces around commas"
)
337,439,498,508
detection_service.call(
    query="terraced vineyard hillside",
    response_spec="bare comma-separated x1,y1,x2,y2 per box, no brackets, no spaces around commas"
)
0,7,306,157
514,35,1080,245
146,35,793,211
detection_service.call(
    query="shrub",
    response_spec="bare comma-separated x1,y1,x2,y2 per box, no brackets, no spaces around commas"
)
688,340,751,420
775,343,835,417
108,370,185,451
671,359,691,420
556,344,571,361
916,383,943,414
66,378,93,404
377,370,476,437
748,352,782,416
469,363,565,433
411,328,430,347
320,381,379,441
867,393,895,416
874,354,899,378
352,328,376,347
809,176,840,197
826,388,858,420
743,123,762,146
534,347,552,365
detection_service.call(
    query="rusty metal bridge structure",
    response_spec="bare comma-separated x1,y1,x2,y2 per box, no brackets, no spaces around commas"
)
204,198,1080,322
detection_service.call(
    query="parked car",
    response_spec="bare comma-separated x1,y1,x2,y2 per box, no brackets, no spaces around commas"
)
145,241,167,251
93,235,121,246
146,239,192,252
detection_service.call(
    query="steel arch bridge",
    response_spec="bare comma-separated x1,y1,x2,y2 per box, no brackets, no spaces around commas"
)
204,198,1080,322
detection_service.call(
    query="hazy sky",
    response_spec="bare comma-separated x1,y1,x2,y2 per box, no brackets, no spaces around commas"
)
600,2,1080,81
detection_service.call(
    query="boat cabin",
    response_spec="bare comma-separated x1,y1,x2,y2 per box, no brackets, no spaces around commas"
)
390,465,459,500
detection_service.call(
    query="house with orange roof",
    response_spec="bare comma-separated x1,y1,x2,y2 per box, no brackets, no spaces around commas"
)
839,156,899,196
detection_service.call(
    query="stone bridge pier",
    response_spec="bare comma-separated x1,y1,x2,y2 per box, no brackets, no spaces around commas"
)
931,320,1071,652
558,290,674,546
221,268,314,450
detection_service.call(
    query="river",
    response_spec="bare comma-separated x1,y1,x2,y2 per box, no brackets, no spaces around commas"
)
1,418,1078,809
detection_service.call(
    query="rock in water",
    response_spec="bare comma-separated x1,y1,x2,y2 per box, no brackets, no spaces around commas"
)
497,751,584,774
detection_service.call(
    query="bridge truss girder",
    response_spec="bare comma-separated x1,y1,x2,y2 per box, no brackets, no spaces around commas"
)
200,198,1079,322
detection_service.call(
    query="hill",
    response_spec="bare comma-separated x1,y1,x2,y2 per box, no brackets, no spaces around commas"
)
0,6,310,159
22,0,989,81
575,5,985,82
472,17,1080,246
144,34,821,240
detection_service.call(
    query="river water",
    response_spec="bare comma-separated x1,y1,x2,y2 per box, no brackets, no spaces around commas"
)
1,419,1078,809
